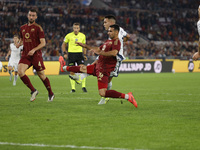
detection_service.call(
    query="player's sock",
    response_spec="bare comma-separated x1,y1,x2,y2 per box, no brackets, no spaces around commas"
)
20,75,35,92
9,70,12,75
82,77,86,88
107,81,112,90
14,75,18,82
80,73,89,80
67,66,81,72
70,78,76,90
105,90,126,99
42,77,53,95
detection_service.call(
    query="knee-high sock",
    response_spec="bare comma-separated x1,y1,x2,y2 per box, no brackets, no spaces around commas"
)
82,77,86,88
105,90,125,99
20,75,35,92
70,78,76,90
42,77,53,95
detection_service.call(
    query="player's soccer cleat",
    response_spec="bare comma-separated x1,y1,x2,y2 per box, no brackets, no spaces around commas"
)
30,89,39,102
13,80,16,86
82,87,87,92
59,56,66,72
69,74,81,84
98,97,110,105
48,94,55,102
128,92,137,108
70,89,76,93
9,73,13,81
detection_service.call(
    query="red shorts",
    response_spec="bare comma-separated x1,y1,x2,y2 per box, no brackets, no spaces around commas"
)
19,55,45,71
86,64,108,90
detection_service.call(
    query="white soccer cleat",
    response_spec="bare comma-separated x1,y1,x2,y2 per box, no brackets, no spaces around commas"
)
13,80,16,86
98,97,109,105
30,90,39,102
48,94,55,102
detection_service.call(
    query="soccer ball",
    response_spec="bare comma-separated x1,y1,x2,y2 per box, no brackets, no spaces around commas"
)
0,61,2,71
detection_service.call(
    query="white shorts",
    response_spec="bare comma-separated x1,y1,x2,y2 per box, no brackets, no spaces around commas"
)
110,61,122,77
8,59,19,72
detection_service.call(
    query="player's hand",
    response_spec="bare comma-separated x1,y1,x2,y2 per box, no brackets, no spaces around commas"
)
192,52,200,60
16,43,20,48
28,49,36,56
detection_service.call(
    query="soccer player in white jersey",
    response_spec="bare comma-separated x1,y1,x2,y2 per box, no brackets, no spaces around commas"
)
96,15,130,104
193,6,200,60
5,35,23,86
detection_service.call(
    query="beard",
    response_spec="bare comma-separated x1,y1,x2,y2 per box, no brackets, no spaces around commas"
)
28,19,34,24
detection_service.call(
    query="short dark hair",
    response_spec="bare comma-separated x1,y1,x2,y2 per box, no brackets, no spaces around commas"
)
29,9,37,14
13,34,19,38
109,24,120,32
73,22,80,26
104,15,116,22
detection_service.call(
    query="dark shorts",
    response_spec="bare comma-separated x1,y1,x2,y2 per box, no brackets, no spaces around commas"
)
68,53,85,66
86,64,109,90
19,55,45,71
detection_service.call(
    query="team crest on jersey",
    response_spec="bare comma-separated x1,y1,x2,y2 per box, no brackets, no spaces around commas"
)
31,28,35,32
25,33,30,39
102,45,106,51
22,29,25,32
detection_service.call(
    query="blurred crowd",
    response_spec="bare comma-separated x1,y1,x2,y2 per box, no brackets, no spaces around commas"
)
0,0,199,60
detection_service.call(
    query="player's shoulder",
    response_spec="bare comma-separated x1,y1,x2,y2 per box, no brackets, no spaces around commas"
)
20,23,27,29
113,38,121,45
65,32,73,37
10,43,14,47
33,23,44,31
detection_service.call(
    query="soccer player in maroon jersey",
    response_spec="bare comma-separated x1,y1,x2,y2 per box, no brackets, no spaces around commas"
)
63,24,137,108
16,9,54,102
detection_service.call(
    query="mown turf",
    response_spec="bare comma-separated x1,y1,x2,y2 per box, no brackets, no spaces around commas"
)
0,73,200,150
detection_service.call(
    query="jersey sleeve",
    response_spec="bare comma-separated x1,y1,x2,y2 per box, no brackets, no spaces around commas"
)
120,27,127,37
112,39,121,52
63,34,69,43
197,20,200,36
38,26,45,39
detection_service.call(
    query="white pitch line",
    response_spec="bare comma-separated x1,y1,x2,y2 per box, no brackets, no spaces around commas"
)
0,142,131,150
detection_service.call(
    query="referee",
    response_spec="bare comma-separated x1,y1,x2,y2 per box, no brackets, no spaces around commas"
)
61,22,87,93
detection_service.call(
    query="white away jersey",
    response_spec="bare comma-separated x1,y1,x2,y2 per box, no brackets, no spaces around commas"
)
9,43,23,62
197,20,200,36
117,27,128,61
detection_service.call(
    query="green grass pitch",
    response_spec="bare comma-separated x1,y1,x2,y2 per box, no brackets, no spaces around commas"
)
0,73,200,150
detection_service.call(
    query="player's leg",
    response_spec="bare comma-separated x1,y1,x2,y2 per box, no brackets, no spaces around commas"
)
97,75,137,108
37,70,54,101
8,61,13,81
18,62,38,101
98,61,121,104
13,63,19,86
33,56,54,102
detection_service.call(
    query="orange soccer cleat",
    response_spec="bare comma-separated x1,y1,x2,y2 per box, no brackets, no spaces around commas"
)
128,92,137,108
59,56,66,72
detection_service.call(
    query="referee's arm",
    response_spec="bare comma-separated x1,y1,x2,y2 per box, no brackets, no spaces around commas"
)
61,42,68,59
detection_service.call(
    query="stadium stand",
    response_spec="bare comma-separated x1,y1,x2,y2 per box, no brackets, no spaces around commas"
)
0,0,199,60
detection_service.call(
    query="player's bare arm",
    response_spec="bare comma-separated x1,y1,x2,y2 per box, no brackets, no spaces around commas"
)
83,48,87,60
76,42,99,51
98,50,118,57
16,38,23,48
28,38,46,56
5,50,11,61
123,33,130,42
